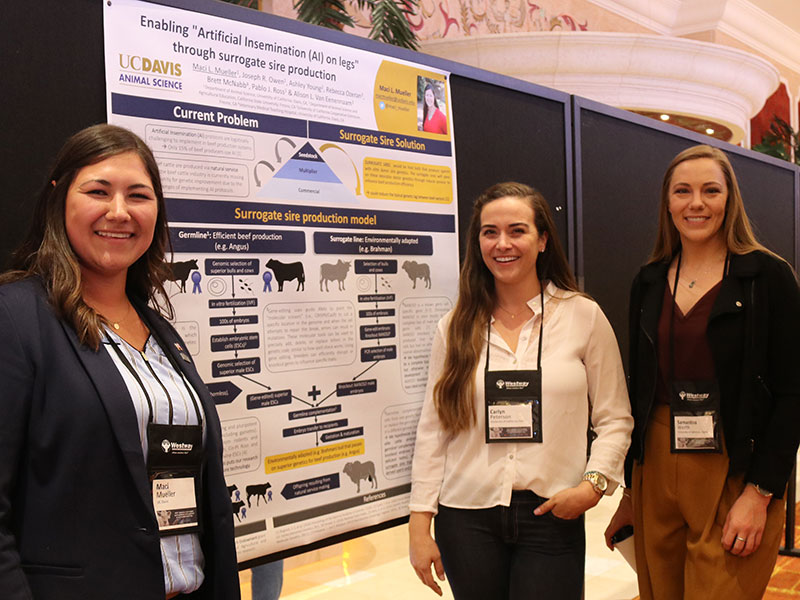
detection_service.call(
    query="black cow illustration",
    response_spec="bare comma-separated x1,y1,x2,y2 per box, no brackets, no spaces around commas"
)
266,259,305,291
226,484,238,498
246,482,272,507
343,460,378,493
168,259,199,293
231,499,245,522
320,260,351,291
401,260,431,289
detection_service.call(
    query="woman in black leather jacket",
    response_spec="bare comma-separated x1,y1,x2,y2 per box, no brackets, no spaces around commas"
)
604,144,800,599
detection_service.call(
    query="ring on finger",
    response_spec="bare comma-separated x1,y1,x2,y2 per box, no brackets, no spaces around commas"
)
736,536,746,542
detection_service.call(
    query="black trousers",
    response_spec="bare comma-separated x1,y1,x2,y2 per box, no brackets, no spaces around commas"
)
434,491,585,600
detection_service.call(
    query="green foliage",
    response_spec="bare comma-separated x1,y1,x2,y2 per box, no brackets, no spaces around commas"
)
365,0,419,50
294,0,355,30
219,0,260,8
294,0,420,50
752,115,799,166
218,0,420,51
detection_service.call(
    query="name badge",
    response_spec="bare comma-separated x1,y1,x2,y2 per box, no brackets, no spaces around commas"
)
484,369,542,443
154,477,198,531
147,422,204,535
670,380,722,453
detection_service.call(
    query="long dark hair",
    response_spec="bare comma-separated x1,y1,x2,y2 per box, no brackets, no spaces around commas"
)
434,182,578,433
0,123,173,348
422,82,439,124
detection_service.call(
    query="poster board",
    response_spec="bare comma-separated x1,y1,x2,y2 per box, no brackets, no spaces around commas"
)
103,0,460,563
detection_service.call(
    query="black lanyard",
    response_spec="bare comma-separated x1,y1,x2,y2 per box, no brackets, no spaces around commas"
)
668,251,729,381
485,287,545,373
105,330,203,428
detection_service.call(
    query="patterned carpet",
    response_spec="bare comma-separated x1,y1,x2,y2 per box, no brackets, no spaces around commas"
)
757,505,800,599
766,551,800,598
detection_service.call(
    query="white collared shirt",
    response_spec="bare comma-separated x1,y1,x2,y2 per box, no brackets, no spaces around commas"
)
409,283,633,513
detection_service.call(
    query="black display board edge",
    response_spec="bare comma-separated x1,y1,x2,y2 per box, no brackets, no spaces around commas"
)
796,168,800,268
562,100,577,269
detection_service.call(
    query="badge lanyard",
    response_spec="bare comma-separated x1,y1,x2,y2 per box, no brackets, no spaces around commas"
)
668,252,727,453
105,329,205,535
105,332,203,427
484,288,544,443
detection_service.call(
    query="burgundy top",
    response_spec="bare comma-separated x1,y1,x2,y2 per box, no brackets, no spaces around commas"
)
655,280,722,404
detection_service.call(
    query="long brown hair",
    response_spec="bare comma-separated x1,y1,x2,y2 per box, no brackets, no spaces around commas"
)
434,182,578,434
422,82,439,124
650,144,775,262
0,124,173,349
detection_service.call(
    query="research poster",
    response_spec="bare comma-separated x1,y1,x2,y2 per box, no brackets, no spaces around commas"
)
104,0,459,561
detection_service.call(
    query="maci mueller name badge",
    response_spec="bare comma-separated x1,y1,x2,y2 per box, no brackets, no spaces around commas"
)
148,422,204,535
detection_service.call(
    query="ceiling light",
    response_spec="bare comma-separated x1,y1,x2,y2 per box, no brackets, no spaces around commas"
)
660,114,670,121
706,128,715,135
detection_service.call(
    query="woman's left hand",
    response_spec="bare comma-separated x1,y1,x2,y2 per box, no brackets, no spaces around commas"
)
721,485,771,557
534,481,602,520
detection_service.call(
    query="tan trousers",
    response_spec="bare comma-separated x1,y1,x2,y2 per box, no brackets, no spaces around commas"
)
632,404,785,600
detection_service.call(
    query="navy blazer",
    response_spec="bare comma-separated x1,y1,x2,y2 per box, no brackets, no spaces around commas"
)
0,278,240,600
626,251,800,496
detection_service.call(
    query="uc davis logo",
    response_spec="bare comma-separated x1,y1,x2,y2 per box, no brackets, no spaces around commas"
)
119,54,182,76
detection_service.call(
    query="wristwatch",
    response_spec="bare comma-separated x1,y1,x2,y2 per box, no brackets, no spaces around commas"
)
749,483,773,498
582,471,608,496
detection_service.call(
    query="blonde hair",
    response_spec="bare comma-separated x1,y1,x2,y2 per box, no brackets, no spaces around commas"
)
650,144,775,262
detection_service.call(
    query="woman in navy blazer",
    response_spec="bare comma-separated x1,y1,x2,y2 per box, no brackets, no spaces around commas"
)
0,125,240,599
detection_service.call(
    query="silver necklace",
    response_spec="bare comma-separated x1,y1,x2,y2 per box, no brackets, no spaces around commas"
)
496,303,529,319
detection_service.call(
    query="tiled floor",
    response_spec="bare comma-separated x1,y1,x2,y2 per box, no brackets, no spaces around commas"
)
239,487,639,599
765,530,800,598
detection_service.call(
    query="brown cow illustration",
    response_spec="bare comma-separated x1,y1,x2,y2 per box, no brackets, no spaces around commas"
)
401,260,431,289
343,460,377,493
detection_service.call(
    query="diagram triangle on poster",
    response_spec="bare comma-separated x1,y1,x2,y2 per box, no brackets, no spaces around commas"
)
257,141,358,205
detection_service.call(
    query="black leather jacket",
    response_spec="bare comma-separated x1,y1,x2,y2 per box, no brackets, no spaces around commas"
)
625,251,800,497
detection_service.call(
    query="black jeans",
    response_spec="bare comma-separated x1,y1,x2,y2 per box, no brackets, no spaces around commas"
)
434,490,585,600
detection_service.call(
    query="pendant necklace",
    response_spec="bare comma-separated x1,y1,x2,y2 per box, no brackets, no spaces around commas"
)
682,253,726,289
496,303,529,319
109,302,133,331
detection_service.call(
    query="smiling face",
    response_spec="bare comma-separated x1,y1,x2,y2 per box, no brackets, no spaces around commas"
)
65,151,158,284
667,157,728,248
479,196,547,291
425,87,436,109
